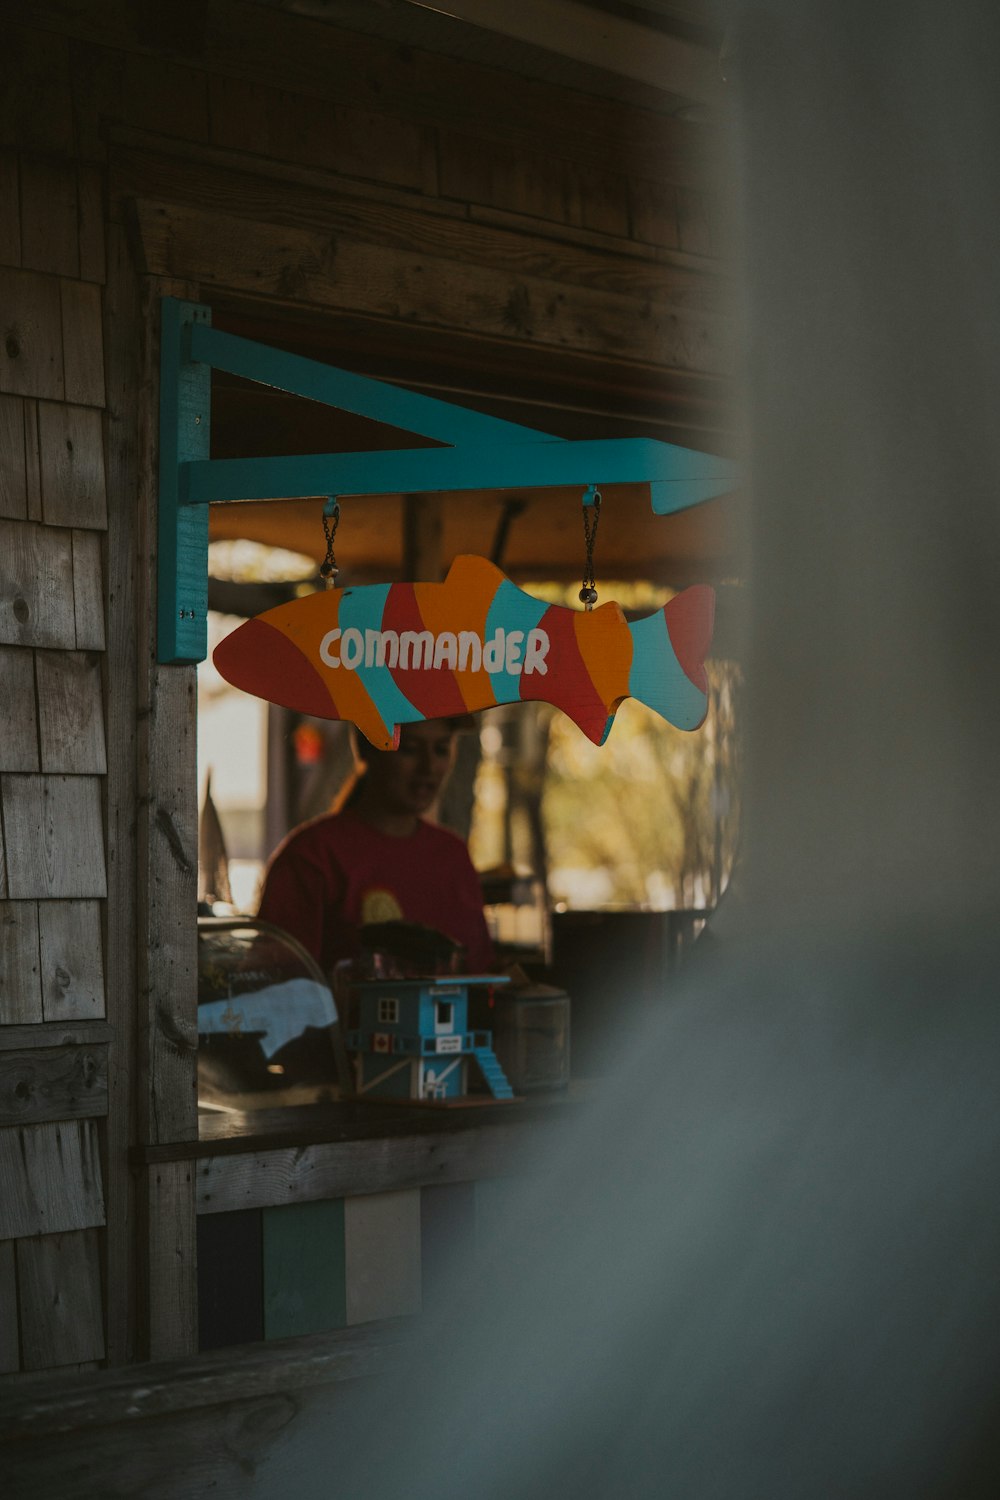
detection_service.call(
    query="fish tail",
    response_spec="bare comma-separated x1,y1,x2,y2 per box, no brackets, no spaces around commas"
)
627,585,715,731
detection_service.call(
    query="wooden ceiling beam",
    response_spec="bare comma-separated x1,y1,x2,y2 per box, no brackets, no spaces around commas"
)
401,0,724,106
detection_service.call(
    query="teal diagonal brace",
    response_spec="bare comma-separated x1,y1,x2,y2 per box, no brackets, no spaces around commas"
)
159,298,211,663
187,323,546,445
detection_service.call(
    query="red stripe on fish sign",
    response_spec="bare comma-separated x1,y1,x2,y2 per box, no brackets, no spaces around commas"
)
382,583,469,721
520,604,610,743
213,617,337,719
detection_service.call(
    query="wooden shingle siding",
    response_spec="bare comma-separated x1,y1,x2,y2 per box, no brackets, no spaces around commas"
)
59,283,106,409
18,156,80,280
71,530,106,651
0,1119,105,1240
76,165,106,283
0,902,43,1025
22,400,43,522
0,1239,18,1373
0,520,77,649
0,396,28,519
0,646,40,771
0,268,64,401
0,1043,108,1127
38,900,105,1020
0,775,106,899
0,150,20,267
16,1228,106,1370
35,651,107,775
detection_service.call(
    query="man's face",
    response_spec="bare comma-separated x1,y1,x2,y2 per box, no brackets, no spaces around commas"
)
367,722,456,817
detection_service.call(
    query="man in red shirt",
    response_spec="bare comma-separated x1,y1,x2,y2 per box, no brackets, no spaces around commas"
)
257,719,494,977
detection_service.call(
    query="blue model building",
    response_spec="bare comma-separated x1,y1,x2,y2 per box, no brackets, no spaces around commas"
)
348,975,514,1102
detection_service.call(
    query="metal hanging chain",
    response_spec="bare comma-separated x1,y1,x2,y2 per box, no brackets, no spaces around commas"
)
320,500,341,588
579,487,602,609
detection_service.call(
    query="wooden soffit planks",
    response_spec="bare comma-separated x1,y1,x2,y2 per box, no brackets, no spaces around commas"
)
131,197,730,378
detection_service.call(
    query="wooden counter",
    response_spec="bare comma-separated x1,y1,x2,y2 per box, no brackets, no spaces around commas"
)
131,1087,588,1350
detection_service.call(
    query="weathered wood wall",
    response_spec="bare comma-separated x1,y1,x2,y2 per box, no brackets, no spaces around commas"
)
0,132,113,1375
0,0,727,1379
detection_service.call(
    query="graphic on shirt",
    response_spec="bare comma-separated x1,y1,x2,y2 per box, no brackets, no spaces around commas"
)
213,554,714,750
361,888,404,925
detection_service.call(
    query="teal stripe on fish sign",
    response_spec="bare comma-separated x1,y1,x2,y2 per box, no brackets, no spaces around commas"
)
338,583,415,732
628,609,709,732
483,580,550,704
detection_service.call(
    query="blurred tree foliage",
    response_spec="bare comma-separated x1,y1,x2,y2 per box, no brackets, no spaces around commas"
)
470,581,741,912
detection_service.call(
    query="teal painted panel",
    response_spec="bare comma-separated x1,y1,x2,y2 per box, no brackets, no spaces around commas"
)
262,1199,346,1340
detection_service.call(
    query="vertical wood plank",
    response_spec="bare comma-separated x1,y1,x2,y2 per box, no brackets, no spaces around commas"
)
0,1119,105,1239
262,1200,345,1341
0,1239,18,1373
76,165,106,284
72,530,105,650
0,774,107,899
38,401,107,529
0,838,6,899
0,151,20,268
0,268,64,400
102,224,139,1363
23,399,42,522
0,645,40,771
145,1161,197,1360
60,281,106,409
35,650,107,775
0,520,77,649
16,1228,105,1370
38,900,105,1021
344,1189,422,1326
0,395,27,519
0,901,43,1026
197,1209,263,1351
140,667,198,1143
135,274,202,1149
18,157,79,279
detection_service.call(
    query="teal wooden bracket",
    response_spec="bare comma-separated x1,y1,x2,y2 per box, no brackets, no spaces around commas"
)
158,297,737,664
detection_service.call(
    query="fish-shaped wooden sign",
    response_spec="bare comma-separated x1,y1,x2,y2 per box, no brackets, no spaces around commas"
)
213,555,714,749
